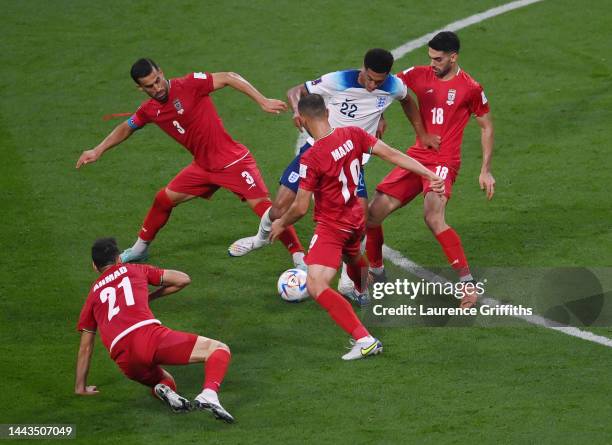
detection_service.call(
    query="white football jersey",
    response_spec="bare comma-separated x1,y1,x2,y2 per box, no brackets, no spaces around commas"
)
304,69,407,136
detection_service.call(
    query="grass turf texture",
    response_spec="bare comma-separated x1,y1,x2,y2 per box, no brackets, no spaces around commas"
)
2,0,612,443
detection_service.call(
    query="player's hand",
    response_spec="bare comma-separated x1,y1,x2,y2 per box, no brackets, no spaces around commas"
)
479,172,495,200
293,114,305,131
75,385,99,396
429,175,445,194
376,118,387,139
269,220,285,243
260,98,288,114
76,149,100,169
421,133,441,150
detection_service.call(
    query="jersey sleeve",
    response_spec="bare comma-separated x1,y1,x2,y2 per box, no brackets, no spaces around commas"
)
181,72,215,97
469,83,490,117
298,150,320,192
352,127,378,154
127,105,150,130
396,67,419,92
388,75,408,100
133,264,164,286
304,71,344,98
76,296,97,333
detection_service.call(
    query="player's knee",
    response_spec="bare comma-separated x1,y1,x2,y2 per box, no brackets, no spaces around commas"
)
156,188,176,208
215,342,230,355
424,212,444,232
306,275,325,299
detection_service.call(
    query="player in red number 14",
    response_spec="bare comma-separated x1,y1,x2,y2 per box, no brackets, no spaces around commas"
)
270,94,444,360
75,238,234,422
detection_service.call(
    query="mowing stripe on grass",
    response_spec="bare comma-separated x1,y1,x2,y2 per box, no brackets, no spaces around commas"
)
391,0,546,60
383,245,612,348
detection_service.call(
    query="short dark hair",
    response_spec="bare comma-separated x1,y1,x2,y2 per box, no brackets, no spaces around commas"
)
428,31,460,53
92,238,120,269
298,94,327,118
130,58,159,84
363,48,394,74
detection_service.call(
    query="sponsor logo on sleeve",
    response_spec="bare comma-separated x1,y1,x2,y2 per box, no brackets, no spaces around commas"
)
194,72,207,79
299,163,308,178
481,91,488,104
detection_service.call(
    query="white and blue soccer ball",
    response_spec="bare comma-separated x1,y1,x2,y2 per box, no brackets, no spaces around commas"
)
277,268,309,302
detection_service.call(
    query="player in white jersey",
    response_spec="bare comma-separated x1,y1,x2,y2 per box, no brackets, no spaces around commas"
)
228,49,439,302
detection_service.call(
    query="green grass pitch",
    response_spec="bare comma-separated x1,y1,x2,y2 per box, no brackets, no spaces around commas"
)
1,0,611,443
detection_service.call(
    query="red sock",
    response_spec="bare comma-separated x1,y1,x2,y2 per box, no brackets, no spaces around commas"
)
347,255,369,292
203,348,231,392
139,189,175,242
316,288,369,340
435,227,471,279
366,225,384,268
251,200,304,254
151,374,176,397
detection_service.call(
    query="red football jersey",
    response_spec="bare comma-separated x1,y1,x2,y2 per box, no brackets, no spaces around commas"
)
397,66,489,168
128,72,249,171
299,127,377,231
77,263,164,352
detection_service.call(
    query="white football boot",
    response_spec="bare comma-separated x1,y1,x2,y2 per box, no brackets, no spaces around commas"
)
194,390,235,423
154,384,191,413
341,337,383,361
228,235,269,257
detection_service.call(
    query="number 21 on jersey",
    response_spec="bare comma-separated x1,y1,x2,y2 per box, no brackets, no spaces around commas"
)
99,277,134,321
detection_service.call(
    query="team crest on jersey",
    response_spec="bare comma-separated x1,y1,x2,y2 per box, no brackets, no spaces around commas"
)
288,172,300,183
173,98,184,115
376,96,387,109
446,89,456,106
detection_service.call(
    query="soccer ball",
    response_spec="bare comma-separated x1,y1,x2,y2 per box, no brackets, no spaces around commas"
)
277,268,309,302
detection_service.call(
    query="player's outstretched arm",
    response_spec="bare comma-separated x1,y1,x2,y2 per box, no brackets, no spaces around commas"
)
76,121,135,169
475,112,495,200
287,83,309,131
399,95,441,149
270,188,311,242
148,269,191,301
212,72,287,114
372,140,445,194
75,331,99,396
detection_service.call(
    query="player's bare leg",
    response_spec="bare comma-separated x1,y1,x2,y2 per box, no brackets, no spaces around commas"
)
307,264,382,360
189,336,235,423
230,186,306,269
338,196,369,295
423,192,476,308
121,188,196,263
153,369,192,413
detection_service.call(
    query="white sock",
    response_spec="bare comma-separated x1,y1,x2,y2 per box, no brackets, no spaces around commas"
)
199,388,220,405
131,237,149,255
292,251,305,267
257,208,272,242
356,335,375,344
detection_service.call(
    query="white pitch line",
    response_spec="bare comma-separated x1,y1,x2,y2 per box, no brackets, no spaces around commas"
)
383,246,612,348
391,0,545,60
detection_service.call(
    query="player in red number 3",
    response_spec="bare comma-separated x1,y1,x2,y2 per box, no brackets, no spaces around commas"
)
76,59,305,267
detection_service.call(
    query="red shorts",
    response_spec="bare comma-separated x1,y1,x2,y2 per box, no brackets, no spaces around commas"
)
167,153,269,201
305,223,364,269
376,162,458,205
110,324,198,387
